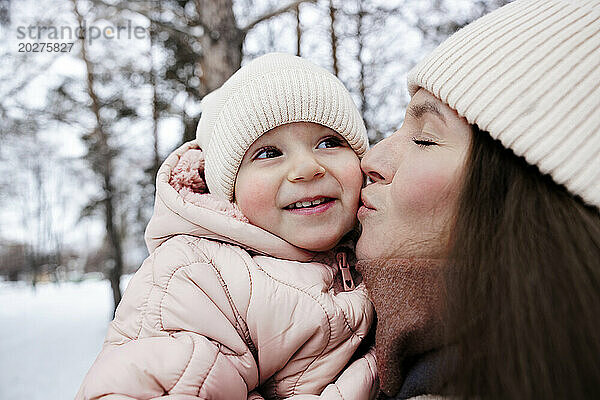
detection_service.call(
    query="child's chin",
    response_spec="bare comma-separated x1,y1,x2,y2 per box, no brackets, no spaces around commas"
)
292,236,339,253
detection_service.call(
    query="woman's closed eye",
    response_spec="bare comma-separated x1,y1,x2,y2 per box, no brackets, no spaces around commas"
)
412,136,438,148
254,146,282,160
317,136,344,149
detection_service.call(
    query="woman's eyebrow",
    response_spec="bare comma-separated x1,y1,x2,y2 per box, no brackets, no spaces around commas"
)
408,101,447,125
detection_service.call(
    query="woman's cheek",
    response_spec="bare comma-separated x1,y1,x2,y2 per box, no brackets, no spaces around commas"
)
392,165,457,214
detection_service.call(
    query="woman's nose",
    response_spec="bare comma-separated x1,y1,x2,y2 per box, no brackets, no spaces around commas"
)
287,156,326,182
361,134,397,184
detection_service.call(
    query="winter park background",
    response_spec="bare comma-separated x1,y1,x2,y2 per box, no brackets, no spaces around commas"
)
0,0,510,398
0,276,130,399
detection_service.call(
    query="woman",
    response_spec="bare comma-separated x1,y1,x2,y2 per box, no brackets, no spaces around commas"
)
356,0,600,399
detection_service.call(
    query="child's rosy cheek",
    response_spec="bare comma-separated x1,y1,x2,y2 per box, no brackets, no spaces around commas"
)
340,159,364,191
235,177,273,218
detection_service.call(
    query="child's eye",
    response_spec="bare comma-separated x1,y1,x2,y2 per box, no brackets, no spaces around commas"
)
412,137,438,148
254,146,282,160
317,136,343,149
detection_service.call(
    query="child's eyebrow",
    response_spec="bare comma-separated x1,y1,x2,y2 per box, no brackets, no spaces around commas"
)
407,101,446,125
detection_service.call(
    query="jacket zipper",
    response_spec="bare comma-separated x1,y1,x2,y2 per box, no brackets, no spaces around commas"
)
336,252,355,291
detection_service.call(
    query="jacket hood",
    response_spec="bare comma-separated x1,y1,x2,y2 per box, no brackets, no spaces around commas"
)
145,141,315,262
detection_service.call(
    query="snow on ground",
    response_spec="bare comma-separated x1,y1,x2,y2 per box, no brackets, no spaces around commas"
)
0,276,130,400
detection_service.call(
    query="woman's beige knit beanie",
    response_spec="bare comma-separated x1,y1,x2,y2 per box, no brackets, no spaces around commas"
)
408,0,600,209
196,53,369,201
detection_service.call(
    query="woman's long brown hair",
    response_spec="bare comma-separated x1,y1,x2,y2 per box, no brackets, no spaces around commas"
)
444,126,600,399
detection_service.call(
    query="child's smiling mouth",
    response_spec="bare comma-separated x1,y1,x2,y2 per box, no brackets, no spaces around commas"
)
284,197,334,209
283,197,336,214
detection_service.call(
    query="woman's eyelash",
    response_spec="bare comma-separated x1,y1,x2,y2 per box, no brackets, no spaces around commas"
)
412,137,438,147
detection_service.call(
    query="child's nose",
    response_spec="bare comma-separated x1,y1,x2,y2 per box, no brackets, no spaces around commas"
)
287,157,326,182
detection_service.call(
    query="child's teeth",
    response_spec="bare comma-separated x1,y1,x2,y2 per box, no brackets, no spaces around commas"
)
289,198,329,209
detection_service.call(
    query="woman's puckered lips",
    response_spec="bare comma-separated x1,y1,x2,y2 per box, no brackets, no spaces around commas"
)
360,190,376,210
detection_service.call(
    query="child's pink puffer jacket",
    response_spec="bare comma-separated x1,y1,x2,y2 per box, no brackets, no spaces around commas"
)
76,142,376,400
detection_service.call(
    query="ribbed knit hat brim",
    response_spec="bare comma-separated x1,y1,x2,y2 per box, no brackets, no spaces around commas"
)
408,0,600,209
197,53,368,201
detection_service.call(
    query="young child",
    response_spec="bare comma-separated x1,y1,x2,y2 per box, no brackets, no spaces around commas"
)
77,53,376,400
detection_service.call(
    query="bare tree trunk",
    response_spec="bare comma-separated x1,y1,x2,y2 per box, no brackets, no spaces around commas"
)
0,0,9,26
295,4,301,57
151,71,160,197
194,0,244,94
52,168,66,278
329,0,339,77
356,1,369,133
150,5,161,197
34,160,44,286
182,0,243,143
72,0,124,316
185,0,314,143
103,173,124,317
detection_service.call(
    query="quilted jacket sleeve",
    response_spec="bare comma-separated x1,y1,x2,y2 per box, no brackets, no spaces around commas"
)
76,236,259,400
306,348,378,400
248,348,378,400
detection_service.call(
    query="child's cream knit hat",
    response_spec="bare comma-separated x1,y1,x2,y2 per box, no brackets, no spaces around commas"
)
408,0,600,208
196,53,369,201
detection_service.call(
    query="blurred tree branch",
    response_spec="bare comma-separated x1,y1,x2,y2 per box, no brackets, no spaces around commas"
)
91,0,205,38
241,0,316,32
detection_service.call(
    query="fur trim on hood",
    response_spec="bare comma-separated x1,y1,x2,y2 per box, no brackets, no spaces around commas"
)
168,148,248,223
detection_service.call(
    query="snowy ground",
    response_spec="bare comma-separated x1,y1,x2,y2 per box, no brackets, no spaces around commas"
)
0,276,130,400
